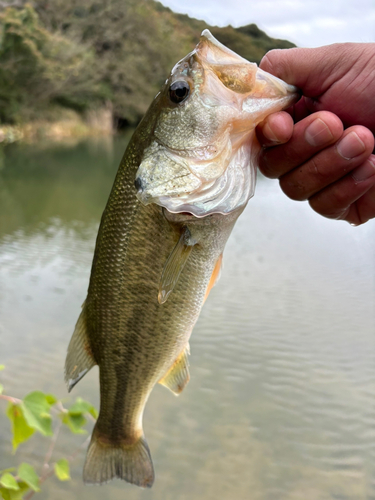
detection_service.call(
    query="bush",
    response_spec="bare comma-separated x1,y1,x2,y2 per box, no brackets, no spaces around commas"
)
0,364,97,500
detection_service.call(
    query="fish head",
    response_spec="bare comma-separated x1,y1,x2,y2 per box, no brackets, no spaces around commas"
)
135,29,299,217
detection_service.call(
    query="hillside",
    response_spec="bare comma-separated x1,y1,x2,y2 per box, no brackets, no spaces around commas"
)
0,0,295,130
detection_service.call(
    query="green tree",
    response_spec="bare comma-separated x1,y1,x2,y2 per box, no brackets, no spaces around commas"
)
0,4,106,123
0,0,295,127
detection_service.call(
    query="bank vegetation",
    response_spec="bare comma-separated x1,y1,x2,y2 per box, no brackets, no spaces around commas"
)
0,0,294,142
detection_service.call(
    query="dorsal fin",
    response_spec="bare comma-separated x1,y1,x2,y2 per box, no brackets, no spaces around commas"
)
158,344,190,395
158,227,193,304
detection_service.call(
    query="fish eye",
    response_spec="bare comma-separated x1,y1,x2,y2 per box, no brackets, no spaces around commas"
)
169,81,190,104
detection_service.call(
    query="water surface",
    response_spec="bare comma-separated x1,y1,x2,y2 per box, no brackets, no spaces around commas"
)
0,137,374,500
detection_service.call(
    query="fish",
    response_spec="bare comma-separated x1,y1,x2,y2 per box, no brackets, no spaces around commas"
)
65,29,299,488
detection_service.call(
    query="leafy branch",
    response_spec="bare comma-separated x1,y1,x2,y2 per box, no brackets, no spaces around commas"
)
0,365,97,499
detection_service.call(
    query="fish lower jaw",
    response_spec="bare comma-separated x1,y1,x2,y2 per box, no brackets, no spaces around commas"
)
136,129,257,218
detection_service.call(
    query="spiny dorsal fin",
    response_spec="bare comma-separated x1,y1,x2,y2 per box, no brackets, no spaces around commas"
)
158,344,190,395
158,227,193,304
203,253,223,303
65,301,96,392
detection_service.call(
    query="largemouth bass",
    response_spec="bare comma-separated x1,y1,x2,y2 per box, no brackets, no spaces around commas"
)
65,30,299,488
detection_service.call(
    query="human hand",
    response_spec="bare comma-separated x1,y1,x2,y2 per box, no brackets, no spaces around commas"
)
256,43,375,225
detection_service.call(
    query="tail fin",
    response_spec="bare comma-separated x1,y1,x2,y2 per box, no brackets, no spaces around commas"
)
83,427,154,488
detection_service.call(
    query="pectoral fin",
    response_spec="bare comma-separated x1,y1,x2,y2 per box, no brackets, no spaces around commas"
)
159,345,190,395
203,253,223,303
158,227,193,304
65,302,96,392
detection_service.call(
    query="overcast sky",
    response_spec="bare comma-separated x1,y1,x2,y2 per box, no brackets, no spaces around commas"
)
159,0,375,48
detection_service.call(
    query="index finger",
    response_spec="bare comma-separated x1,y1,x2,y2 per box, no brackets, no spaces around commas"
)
259,45,360,97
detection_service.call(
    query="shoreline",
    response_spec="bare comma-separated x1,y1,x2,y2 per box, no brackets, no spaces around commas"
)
0,107,115,145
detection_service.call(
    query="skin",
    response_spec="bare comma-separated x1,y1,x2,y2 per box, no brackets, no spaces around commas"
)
256,43,375,225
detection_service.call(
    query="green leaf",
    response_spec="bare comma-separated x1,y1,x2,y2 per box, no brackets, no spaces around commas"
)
54,459,70,481
88,406,98,419
0,482,29,500
0,384,3,396
21,391,53,436
0,470,15,476
17,464,40,492
45,394,57,405
0,365,5,371
6,404,35,451
0,474,19,491
68,398,98,419
0,487,11,500
62,413,87,434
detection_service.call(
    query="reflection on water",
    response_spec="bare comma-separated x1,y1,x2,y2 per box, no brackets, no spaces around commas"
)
0,137,374,500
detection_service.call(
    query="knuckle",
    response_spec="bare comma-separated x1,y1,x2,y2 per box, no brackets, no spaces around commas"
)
258,150,280,179
308,181,352,218
306,156,328,183
309,196,350,220
330,187,351,207
279,175,307,201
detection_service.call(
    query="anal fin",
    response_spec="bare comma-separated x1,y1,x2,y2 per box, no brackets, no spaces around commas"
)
65,301,96,392
159,344,190,395
158,227,193,304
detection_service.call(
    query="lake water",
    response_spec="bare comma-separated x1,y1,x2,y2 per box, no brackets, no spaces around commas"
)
0,136,374,500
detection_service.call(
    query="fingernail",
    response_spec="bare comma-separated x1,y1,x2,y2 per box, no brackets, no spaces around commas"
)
352,157,375,182
262,122,280,143
337,132,366,159
305,119,333,147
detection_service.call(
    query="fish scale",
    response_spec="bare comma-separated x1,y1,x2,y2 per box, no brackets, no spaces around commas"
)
65,29,299,488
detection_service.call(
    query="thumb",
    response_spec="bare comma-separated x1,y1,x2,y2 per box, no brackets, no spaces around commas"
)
259,44,362,98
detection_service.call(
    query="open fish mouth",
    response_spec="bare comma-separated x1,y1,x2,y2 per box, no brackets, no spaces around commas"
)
135,29,300,217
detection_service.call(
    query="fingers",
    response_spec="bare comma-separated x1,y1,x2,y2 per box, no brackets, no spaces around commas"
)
256,111,294,147
258,109,375,225
259,44,365,97
351,183,375,225
259,111,344,179
258,43,375,225
308,156,375,225
279,125,375,201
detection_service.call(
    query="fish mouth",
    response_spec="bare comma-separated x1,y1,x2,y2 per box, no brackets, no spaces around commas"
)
135,131,255,218
196,29,300,120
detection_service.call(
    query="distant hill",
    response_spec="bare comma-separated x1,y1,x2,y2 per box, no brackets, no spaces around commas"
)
0,0,295,127
164,7,295,64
